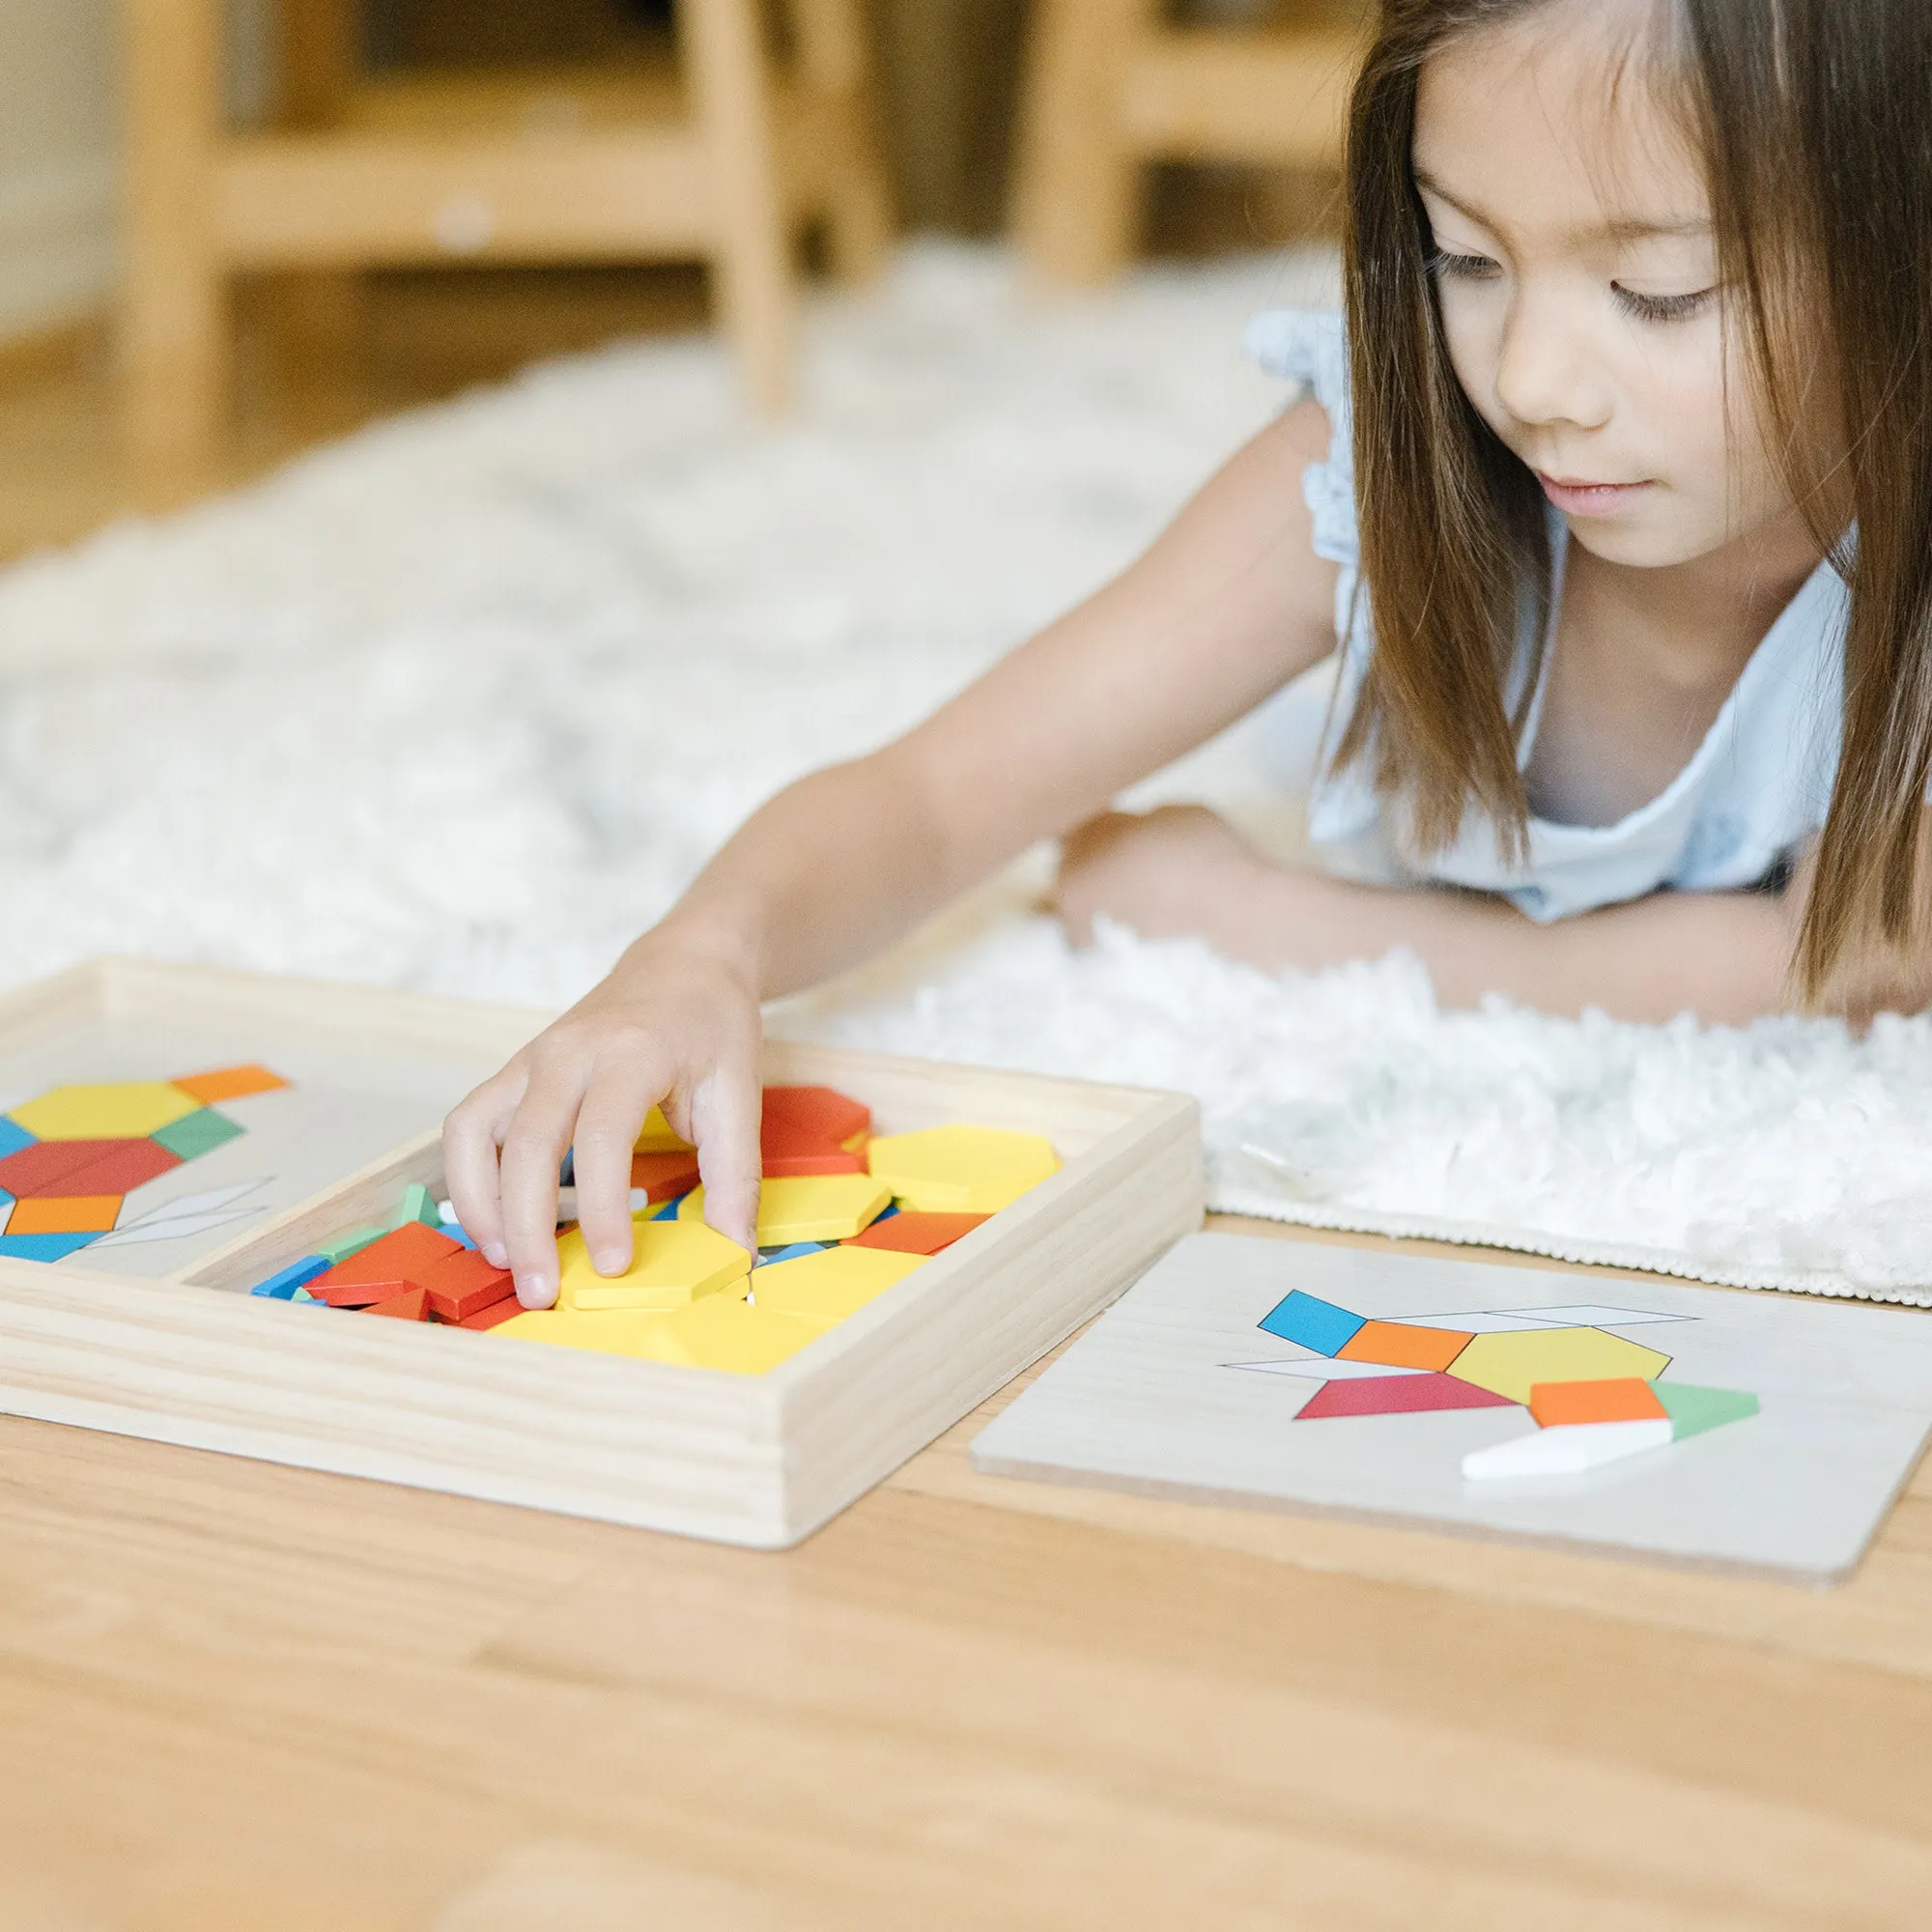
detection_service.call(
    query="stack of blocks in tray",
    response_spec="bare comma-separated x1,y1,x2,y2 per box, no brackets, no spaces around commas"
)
249,1086,1060,1376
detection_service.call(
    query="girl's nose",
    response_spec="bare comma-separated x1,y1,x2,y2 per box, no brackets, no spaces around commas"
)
1492,289,1614,434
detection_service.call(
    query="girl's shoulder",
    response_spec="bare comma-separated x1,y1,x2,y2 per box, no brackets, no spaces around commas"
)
1244,308,1357,576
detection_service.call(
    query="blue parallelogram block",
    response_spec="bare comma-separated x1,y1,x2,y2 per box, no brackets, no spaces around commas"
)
1258,1290,1366,1356
651,1195,686,1221
250,1254,331,1299
0,1232,99,1264
0,1117,34,1160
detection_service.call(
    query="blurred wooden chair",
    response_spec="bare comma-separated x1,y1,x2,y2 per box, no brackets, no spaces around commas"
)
121,0,893,462
1015,0,1365,286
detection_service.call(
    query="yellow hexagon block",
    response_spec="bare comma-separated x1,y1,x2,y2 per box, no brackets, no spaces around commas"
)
679,1173,892,1245
1448,1327,1672,1406
9,1081,205,1142
866,1124,1060,1214
752,1245,927,1327
631,1292,824,1375
555,1217,750,1313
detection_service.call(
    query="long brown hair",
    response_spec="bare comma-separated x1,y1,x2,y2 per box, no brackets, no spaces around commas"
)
1339,0,1932,1001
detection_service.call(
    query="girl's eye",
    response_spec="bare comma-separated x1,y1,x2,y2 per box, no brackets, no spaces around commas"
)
1612,283,1716,323
1427,248,1500,283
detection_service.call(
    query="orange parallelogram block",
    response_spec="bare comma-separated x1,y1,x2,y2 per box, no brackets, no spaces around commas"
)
1336,1320,1473,1374
1528,1377,1668,1428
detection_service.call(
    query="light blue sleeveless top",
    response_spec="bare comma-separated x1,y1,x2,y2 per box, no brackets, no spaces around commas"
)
1246,309,1848,922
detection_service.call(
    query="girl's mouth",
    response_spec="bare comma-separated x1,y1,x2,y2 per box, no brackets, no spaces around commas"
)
1536,472,1655,517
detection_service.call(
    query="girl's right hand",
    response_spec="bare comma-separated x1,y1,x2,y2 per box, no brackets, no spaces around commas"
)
441,928,765,1309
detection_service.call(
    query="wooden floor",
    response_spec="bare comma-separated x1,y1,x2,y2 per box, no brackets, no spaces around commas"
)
2,1215,1926,1929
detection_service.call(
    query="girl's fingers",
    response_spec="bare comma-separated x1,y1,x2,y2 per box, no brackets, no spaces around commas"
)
572,1060,671,1277
497,1063,585,1307
441,1061,529,1268
688,1061,763,1257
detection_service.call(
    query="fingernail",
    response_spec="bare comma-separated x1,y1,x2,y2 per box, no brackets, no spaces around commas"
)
516,1274,555,1309
593,1246,630,1276
483,1241,509,1267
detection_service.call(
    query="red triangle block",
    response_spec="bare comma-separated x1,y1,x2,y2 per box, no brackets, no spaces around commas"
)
1294,1374,1519,1420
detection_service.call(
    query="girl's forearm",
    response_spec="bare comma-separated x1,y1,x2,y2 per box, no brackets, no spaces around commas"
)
631,751,959,1002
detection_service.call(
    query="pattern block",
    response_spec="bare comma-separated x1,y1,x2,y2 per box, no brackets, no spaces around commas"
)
0,1118,33,1160
680,1174,891,1245
1257,1290,1365,1357
58,1140,185,1197
1528,1378,1668,1428
1463,1418,1675,1480
169,1064,290,1105
847,1210,988,1256
556,1217,750,1313
1654,1382,1760,1438
151,1108,244,1162
866,1124,1059,1214
1447,1327,1671,1406
630,1150,702,1202
750,1245,925,1326
10,1082,203,1141
1295,1373,1517,1420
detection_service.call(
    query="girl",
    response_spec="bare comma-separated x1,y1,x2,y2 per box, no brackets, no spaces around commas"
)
448,0,1932,1307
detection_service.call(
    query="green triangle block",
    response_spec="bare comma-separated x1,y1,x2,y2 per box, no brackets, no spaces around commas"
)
1656,1382,1759,1439
393,1182,440,1230
151,1107,243,1162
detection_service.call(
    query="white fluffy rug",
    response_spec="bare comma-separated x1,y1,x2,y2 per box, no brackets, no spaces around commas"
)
3,244,1927,1307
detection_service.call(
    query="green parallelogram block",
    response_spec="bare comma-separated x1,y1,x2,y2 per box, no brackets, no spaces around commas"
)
1656,1382,1759,1439
315,1223,386,1264
151,1107,243,1162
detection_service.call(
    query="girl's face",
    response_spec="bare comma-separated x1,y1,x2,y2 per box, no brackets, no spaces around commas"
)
1413,0,1809,573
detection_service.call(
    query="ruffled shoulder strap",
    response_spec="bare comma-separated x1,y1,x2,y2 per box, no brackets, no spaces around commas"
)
1242,309,1357,575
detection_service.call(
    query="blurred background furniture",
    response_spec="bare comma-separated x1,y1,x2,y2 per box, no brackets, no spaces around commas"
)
1016,0,1366,286
121,0,892,461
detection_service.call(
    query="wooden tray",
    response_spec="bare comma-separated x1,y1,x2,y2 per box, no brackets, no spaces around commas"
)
0,958,1202,1546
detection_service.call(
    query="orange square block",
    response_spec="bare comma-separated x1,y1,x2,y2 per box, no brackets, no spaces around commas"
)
1336,1320,1472,1374
170,1064,290,1105
1529,1378,1668,1428
7,1194,121,1236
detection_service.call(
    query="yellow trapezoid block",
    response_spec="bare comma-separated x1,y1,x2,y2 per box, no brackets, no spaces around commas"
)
679,1173,892,1245
555,1217,750,1313
1448,1327,1671,1406
633,1105,692,1154
751,1245,927,1327
866,1123,1059,1214
10,1081,205,1141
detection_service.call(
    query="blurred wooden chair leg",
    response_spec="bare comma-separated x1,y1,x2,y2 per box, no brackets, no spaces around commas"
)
121,0,230,482
1014,0,1153,289
685,0,796,415
789,0,894,283
272,0,366,365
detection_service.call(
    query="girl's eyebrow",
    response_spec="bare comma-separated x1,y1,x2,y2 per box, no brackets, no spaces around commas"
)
1412,168,1711,243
